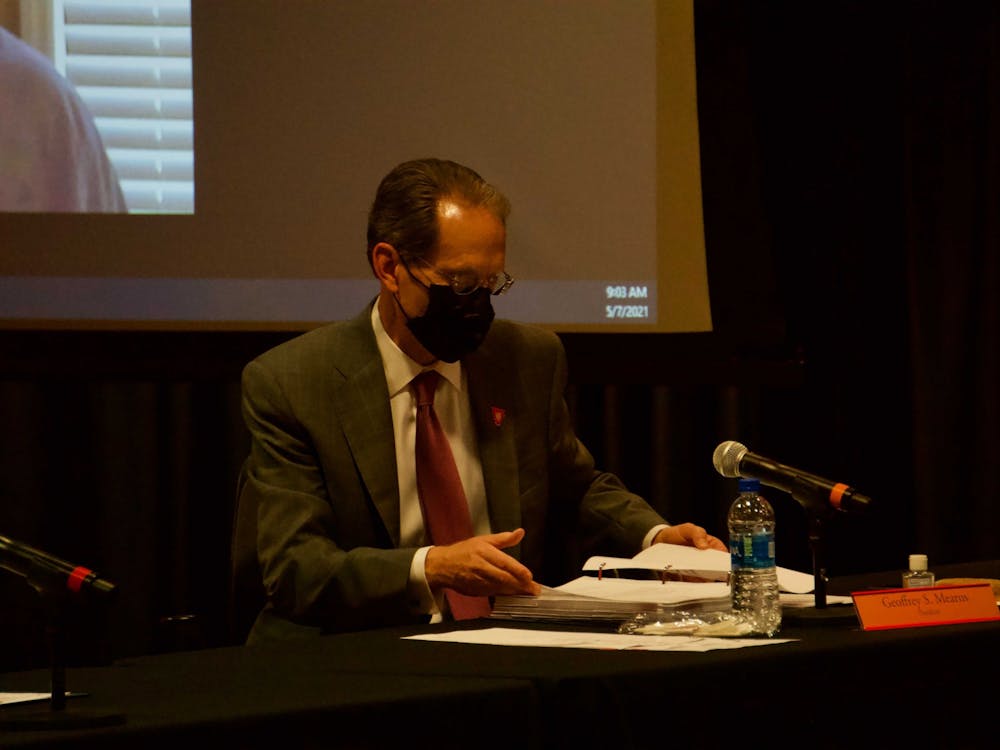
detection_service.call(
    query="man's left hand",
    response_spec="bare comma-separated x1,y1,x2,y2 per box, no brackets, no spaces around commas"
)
653,523,727,551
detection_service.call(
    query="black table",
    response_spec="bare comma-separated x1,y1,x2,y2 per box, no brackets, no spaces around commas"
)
0,641,539,749
3,561,998,749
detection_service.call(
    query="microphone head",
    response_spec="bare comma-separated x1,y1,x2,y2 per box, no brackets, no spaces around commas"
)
713,440,748,478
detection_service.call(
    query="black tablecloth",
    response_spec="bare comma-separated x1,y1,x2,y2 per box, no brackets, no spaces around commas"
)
3,561,998,749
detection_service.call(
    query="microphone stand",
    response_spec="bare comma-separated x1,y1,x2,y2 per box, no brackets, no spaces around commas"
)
44,589,68,712
806,510,828,609
0,573,125,730
783,491,856,625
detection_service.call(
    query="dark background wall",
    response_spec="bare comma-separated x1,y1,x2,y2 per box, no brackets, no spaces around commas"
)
2,0,998,672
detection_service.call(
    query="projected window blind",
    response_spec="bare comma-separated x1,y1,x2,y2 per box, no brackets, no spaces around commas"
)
31,0,194,213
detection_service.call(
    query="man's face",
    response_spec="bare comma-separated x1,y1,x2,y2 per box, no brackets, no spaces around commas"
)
401,199,507,313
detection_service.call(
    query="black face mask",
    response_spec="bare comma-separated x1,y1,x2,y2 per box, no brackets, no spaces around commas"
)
396,283,495,363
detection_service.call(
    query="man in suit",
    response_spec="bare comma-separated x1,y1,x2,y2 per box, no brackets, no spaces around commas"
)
240,157,726,642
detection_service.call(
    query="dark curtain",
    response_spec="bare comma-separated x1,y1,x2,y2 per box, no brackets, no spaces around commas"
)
0,336,262,671
901,3,1000,563
696,0,1000,571
2,0,998,672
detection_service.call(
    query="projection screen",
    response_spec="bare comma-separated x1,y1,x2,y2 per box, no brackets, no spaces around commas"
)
0,0,710,334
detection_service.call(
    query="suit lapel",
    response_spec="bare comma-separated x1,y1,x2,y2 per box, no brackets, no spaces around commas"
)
331,308,402,545
465,346,521,543
331,307,524,549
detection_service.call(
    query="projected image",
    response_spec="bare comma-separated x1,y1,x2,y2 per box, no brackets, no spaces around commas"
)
0,0,192,213
0,0,710,333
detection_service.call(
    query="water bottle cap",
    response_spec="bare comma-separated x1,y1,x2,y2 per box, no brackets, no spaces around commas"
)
738,477,761,493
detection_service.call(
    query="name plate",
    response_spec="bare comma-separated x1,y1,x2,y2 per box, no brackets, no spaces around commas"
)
852,582,1000,631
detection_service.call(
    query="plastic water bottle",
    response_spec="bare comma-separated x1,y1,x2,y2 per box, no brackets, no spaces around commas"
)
727,477,781,636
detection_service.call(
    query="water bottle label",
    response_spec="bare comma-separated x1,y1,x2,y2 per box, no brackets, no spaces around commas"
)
730,531,775,570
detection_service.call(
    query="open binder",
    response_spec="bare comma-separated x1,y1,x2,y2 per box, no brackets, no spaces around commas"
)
490,543,833,624
582,542,817,594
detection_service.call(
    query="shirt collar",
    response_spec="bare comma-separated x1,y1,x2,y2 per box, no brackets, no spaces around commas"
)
371,301,463,397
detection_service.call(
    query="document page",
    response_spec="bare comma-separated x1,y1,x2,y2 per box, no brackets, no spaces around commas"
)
405,627,796,652
584,543,817,594
0,692,79,706
555,577,729,603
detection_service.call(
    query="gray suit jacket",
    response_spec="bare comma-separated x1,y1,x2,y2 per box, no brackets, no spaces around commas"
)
240,303,666,640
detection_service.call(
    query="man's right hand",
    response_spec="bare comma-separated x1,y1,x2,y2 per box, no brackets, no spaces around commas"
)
425,528,541,597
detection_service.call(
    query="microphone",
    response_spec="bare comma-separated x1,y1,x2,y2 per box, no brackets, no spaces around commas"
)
0,533,117,600
712,440,872,514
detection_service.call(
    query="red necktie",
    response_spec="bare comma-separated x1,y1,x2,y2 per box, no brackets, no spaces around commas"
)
412,370,491,620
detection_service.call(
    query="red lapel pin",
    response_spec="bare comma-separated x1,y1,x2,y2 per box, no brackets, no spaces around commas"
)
491,406,505,427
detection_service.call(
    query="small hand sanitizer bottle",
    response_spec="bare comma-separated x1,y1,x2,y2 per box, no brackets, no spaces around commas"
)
902,554,935,588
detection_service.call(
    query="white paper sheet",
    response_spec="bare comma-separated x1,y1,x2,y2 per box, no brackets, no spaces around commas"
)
0,692,62,706
554,577,730,603
404,627,796,651
584,543,818,594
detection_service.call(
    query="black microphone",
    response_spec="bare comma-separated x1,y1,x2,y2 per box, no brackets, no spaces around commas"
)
712,440,872,514
0,533,117,600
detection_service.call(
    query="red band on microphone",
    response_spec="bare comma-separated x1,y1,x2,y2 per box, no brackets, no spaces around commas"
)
829,483,849,510
67,566,92,593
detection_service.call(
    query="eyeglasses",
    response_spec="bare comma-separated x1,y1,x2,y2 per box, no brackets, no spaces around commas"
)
400,253,515,296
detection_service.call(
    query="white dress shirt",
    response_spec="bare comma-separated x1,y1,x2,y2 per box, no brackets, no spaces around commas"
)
371,305,491,619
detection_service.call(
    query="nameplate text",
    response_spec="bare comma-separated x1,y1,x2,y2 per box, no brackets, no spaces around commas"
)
852,583,1000,631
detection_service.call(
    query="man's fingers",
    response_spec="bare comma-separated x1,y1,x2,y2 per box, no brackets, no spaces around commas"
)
467,537,537,595
479,543,535,587
426,532,539,596
483,527,526,549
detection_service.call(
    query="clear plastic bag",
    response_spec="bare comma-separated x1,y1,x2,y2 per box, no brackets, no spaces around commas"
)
617,607,753,637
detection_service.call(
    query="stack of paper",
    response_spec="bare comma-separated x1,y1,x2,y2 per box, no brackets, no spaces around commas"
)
491,577,732,624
